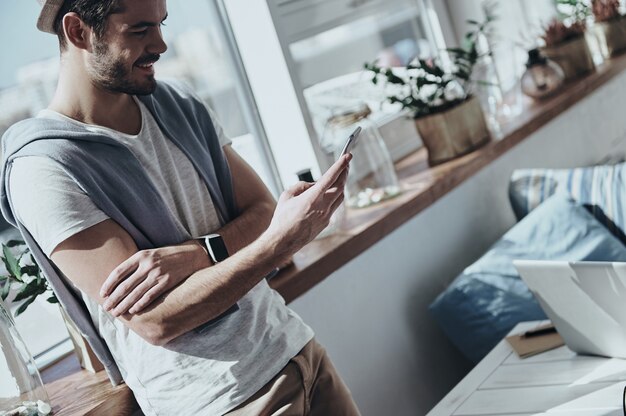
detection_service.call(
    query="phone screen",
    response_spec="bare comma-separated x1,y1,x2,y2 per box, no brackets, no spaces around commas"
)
340,126,362,158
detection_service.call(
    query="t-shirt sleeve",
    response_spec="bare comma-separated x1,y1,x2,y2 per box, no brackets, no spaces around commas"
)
9,156,110,257
206,107,232,148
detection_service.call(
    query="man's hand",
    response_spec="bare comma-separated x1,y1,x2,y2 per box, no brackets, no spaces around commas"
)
51,153,352,346
98,146,275,317
100,241,210,316
262,153,351,261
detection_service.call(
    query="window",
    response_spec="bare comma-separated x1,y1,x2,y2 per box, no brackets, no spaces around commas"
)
445,0,558,93
226,0,448,186
159,0,282,194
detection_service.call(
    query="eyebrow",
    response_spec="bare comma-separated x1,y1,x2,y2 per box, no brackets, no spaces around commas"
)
128,13,168,29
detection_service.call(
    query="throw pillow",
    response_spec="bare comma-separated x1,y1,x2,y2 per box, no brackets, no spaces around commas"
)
429,194,626,363
508,163,626,241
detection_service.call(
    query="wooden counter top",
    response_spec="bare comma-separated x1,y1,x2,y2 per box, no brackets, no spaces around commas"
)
269,52,626,303
42,52,626,415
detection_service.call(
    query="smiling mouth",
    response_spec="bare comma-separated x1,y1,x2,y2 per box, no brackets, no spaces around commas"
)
135,54,160,72
135,62,155,70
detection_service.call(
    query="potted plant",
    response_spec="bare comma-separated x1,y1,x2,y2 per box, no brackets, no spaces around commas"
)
364,16,493,166
0,240,103,373
541,0,595,80
591,0,626,58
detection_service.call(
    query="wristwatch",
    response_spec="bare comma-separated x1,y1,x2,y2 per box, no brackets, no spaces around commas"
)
198,234,229,263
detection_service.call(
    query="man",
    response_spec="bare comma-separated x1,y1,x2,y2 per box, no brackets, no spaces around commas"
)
0,0,360,414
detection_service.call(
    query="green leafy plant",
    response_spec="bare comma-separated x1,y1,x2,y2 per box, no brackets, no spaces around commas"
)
364,4,497,119
556,0,592,23
0,240,57,316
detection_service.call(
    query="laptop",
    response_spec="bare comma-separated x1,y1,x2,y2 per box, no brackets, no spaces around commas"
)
514,260,626,359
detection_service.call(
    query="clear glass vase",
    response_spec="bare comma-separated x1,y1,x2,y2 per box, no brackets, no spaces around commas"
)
321,104,401,209
0,301,51,416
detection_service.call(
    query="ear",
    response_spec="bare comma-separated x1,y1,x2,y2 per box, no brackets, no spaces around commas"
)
62,12,93,52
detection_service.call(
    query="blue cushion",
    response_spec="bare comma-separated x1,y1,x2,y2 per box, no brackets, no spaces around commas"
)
508,163,626,241
429,194,626,363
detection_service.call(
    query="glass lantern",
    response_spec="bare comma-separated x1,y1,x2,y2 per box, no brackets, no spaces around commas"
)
0,301,51,416
322,104,401,209
521,48,565,99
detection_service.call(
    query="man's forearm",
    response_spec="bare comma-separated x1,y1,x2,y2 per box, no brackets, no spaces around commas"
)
126,231,284,345
217,199,275,255
99,153,350,345
99,194,276,317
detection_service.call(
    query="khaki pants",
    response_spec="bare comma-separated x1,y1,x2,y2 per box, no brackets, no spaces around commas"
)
225,339,361,416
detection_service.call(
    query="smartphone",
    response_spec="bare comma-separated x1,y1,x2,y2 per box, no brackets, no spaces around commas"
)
339,126,362,158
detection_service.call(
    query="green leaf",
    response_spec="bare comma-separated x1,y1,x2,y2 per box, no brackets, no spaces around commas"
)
15,295,37,317
2,244,22,280
446,47,467,55
418,59,445,77
46,294,59,304
20,265,39,276
13,279,45,302
475,80,500,87
0,280,10,301
6,240,25,248
383,69,406,85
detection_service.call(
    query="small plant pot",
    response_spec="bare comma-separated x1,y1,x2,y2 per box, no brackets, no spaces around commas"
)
593,17,626,58
541,35,595,81
414,96,490,166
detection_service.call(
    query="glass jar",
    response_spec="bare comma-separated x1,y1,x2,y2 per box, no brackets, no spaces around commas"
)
321,104,401,209
472,33,504,121
521,48,565,99
0,301,51,416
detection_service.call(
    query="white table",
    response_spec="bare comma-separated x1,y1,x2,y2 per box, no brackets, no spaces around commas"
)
428,321,626,416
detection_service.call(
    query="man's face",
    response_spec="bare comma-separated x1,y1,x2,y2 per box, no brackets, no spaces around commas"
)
86,0,168,95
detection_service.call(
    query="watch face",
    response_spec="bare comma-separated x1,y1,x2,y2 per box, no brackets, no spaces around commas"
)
207,235,229,262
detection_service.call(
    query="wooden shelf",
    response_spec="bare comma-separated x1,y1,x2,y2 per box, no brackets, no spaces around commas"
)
41,52,626,415
269,52,626,303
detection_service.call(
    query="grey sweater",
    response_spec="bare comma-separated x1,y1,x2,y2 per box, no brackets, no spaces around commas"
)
0,81,238,384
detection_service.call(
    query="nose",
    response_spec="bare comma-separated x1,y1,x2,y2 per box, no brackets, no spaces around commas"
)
148,27,168,55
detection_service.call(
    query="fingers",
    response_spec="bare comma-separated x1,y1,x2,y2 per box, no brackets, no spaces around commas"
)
128,284,167,315
329,190,345,215
111,276,168,316
100,254,141,298
323,167,349,202
283,181,315,198
109,278,154,317
103,270,144,313
313,154,352,194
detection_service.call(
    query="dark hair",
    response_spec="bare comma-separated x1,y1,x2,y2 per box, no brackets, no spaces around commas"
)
53,0,122,50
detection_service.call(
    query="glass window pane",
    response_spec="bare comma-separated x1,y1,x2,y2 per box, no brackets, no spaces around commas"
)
272,0,438,154
158,0,277,192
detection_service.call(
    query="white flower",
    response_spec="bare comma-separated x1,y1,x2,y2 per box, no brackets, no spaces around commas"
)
444,81,466,102
37,400,52,415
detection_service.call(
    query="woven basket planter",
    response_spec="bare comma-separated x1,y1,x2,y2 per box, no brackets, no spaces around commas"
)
415,96,490,166
593,17,626,58
542,35,595,81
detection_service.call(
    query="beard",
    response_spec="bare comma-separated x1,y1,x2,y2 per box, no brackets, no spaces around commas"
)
88,40,159,96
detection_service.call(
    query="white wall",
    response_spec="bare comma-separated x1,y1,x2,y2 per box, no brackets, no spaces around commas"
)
290,71,626,415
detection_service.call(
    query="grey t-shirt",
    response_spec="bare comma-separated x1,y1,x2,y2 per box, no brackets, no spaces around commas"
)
9,98,314,415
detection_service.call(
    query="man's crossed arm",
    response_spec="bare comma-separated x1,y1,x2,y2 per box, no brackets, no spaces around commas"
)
97,146,277,317
51,147,350,346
